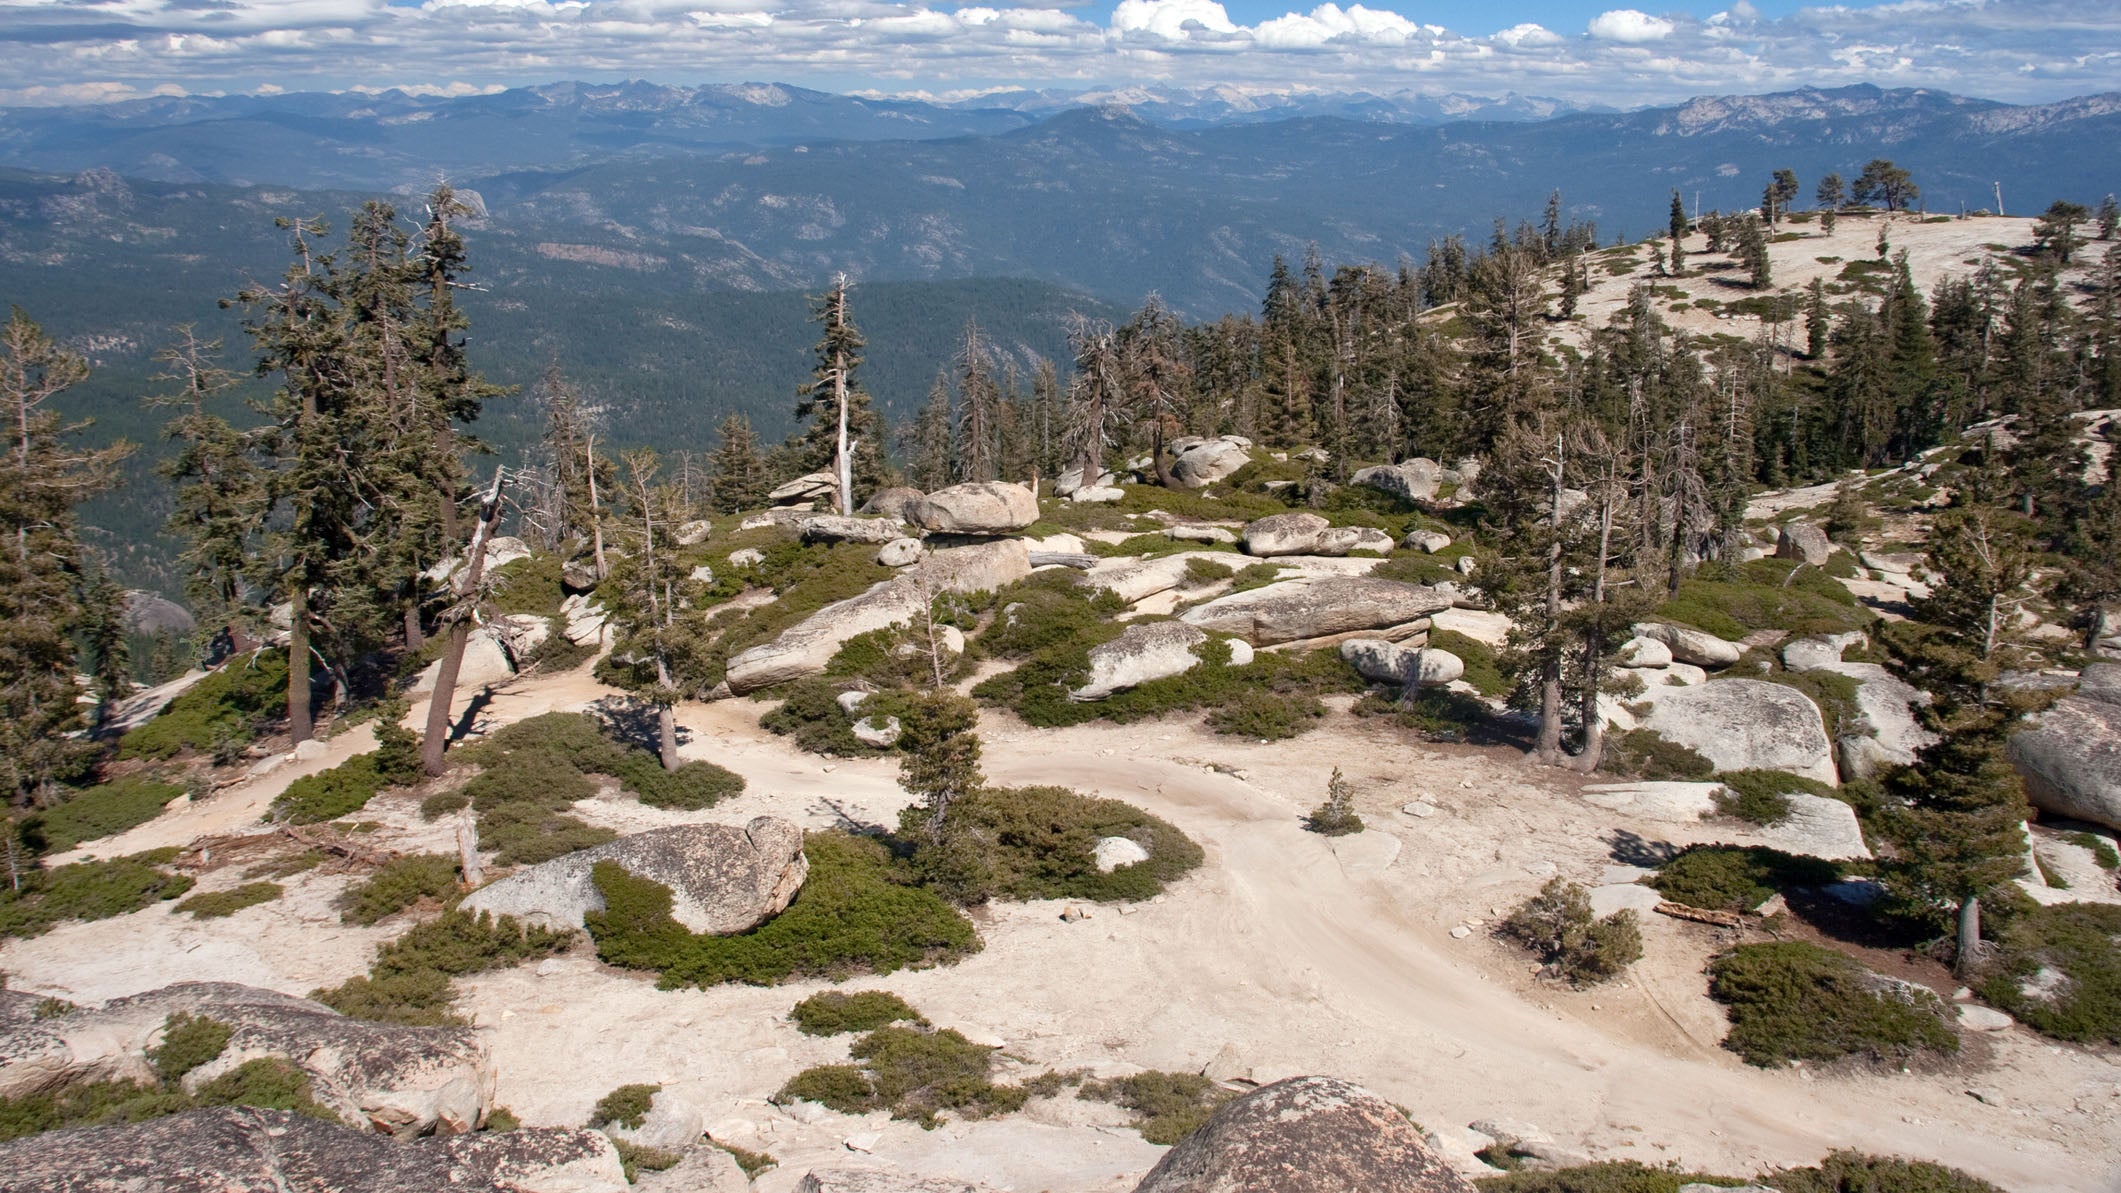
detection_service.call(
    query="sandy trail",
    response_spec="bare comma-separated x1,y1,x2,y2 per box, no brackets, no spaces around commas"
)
8,661,2118,1192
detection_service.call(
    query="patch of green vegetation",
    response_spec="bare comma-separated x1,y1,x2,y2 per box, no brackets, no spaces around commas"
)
149,1013,232,1084
978,636,1356,740
340,854,460,925
588,1083,659,1131
118,652,289,761
0,1056,337,1144
610,1139,682,1182
1473,1161,1749,1192
790,990,929,1036
1500,879,1642,986
1656,559,1870,641
1712,770,1840,826
484,1106,521,1132
519,622,595,674
489,553,569,617
974,571,1126,661
0,850,194,940
272,754,390,825
1351,687,1492,741
585,833,979,989
2064,831,2120,870
715,1141,777,1178
1977,902,2121,1044
175,882,282,919
1079,1071,1236,1146
1709,942,1957,1067
1303,767,1364,837
759,679,917,758
777,1025,1024,1128
904,785,1204,905
26,776,186,853
672,542,896,687
1603,729,1715,781
1765,1151,2006,1193
1370,552,1467,586
1224,562,1286,593
32,998,74,1019
1652,845,1841,912
1429,628,1507,697
1182,557,1235,586
311,909,574,1026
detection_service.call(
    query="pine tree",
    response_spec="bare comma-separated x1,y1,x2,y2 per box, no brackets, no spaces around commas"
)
706,413,767,514
2058,458,2121,646
1065,316,1126,487
1667,191,1688,276
792,275,885,512
1853,160,1918,211
604,450,713,770
905,371,955,491
147,328,266,643
1805,278,1830,359
2032,200,2090,265
2097,194,2119,241
77,560,130,727
954,318,999,483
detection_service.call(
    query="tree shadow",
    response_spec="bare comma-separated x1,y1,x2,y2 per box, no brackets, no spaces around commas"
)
1606,829,1679,868
589,694,688,754
450,688,495,743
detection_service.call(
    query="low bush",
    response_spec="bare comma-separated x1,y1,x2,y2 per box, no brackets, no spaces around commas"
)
1182,557,1235,586
611,1138,683,1181
1472,1161,1749,1192
26,777,186,854
1225,562,1286,592
1304,768,1364,836
1351,687,1492,742
1079,1070,1235,1146
1976,902,2121,1044
974,572,1126,662
790,990,928,1036
175,882,282,919
777,1025,1023,1128
1710,770,1839,826
518,623,595,674
2065,830,2120,870
118,652,289,762
1204,688,1326,740
588,1083,658,1130
1652,845,1841,912
0,850,194,940
1499,879,1642,986
312,909,574,1026
0,1044,334,1144
901,785,1203,905
489,554,569,617
979,638,1357,740
340,854,460,925
1602,730,1715,781
272,754,389,825
1428,629,1508,697
1656,559,1870,642
760,680,917,758
149,1013,232,1084
585,832,979,989
1764,1150,2007,1193
1708,941,1958,1067
715,1142,777,1178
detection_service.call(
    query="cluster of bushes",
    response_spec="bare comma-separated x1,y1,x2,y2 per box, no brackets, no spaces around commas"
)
1708,941,1958,1067
1078,1071,1235,1146
1651,845,1842,912
1602,729,1715,781
0,1011,334,1142
901,785,1203,905
584,832,979,989
118,652,290,762
175,882,283,919
421,713,742,865
790,990,928,1036
0,849,194,940
1351,686,1492,742
586,1084,682,1180
1711,770,1840,826
777,1024,1027,1129
759,679,920,758
1655,558,1871,642
1499,879,1643,986
269,706,427,826
1474,1154,2004,1193
668,541,895,687
339,854,460,925
1976,902,2121,1043
312,909,573,1026
23,776,187,854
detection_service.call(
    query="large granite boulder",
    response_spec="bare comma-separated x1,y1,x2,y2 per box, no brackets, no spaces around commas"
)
1633,621,1742,668
861,487,927,520
1241,513,1331,557
1130,1075,1472,1193
124,591,195,636
918,538,1033,594
1642,679,1838,784
1179,578,1457,647
463,819,806,935
408,625,514,696
1349,459,1445,504
907,482,1038,535
799,515,905,545
1339,639,1461,686
1314,527,1396,556
1085,552,1235,605
769,471,840,507
2010,663,2121,831
1172,437,1253,487
0,1107,626,1193
0,983,492,1137
1071,621,1249,701
1776,521,1832,566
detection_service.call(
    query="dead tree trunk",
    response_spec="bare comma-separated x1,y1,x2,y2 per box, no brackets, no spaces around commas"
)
420,465,509,777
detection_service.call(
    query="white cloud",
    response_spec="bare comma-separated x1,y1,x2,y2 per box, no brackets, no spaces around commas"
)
1492,22,1561,48
1587,9,1676,43
1110,0,1238,39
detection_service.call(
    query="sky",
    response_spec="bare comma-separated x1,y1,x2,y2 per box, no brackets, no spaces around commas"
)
0,0,2116,108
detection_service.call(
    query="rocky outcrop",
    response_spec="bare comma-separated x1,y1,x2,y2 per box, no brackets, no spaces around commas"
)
907,482,1039,535
1085,552,1234,605
853,716,903,747
862,487,927,520
1350,459,1446,505
1172,437,1253,487
675,520,714,547
797,1170,998,1193
463,820,806,935
1633,621,1742,668
409,626,515,695
1616,637,1673,668
1776,521,1832,565
124,591,195,636
1166,524,1238,545
1129,1075,1472,1193
0,983,492,1137
799,515,905,545
1642,679,1838,784
1400,530,1451,553
919,538,1033,594
1339,639,1461,686
1315,527,1395,556
2010,663,2121,831
0,1107,626,1193
1180,578,1457,647
605,1087,705,1155
1072,621,1248,701
1241,513,1330,557
1094,836,1152,872
877,538,925,567
769,471,840,507
1781,635,1937,780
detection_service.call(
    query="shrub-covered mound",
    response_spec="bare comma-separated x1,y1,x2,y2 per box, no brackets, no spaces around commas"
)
902,785,1204,904
1708,941,1958,1067
1078,1071,1235,1146
175,882,283,919
339,854,460,926
1651,845,1842,912
1655,558,1872,642
584,832,979,989
790,990,928,1036
759,679,919,758
312,909,573,1026
777,1024,1026,1128
25,776,186,853
1710,769,1839,826
0,849,194,940
118,653,289,761
420,712,744,865
1474,1153,2005,1193
1976,902,2121,1044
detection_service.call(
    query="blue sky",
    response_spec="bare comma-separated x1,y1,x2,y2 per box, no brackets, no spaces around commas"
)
1,0,2116,108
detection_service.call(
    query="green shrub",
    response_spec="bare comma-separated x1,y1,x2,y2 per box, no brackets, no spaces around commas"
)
1499,879,1642,986
715,1142,777,1178
1428,629,1508,697
585,833,979,989
175,882,282,919
1656,559,1870,641
1710,770,1839,826
1225,562,1286,593
1351,688,1491,741
519,623,595,674
901,785,1203,905
0,850,194,940
1976,902,2121,1043
1603,730,1714,781
313,909,574,1026
1708,941,1958,1067
0,1053,334,1144
760,680,916,758
779,1026,1023,1128
1764,1151,2006,1193
1205,688,1326,740
1182,557,1235,586
484,1106,521,1132
490,554,568,617
1473,1161,1748,1192
1304,768,1364,836
790,990,928,1036
588,1083,659,1130
2065,831,2120,869
975,572,1126,661
609,755,744,811
118,653,289,761
192,1057,338,1121
982,639,1356,740
1079,1071,1235,1146
26,777,185,854
340,854,460,925
776,1064,875,1113
272,754,388,825
611,1138,683,1182
149,1013,231,1084
1652,845,1841,912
